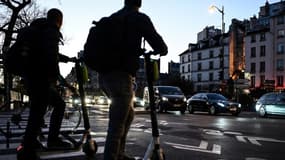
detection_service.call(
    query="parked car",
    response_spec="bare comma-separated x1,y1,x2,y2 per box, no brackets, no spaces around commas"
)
187,93,241,116
255,92,285,117
143,86,187,114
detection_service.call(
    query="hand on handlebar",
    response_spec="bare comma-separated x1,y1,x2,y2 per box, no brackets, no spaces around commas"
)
68,57,77,62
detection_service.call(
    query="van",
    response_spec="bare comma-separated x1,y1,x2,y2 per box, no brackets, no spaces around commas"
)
143,86,187,114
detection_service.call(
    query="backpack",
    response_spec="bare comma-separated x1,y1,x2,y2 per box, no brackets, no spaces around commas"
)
5,28,33,76
4,19,45,77
83,15,127,73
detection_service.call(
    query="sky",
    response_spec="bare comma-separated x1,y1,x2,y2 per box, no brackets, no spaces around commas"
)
37,0,281,77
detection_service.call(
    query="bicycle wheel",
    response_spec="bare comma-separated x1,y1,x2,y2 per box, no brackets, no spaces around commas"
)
43,103,82,132
64,102,82,131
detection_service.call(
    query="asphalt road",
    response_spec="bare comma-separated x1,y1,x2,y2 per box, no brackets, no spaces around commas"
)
1,105,285,160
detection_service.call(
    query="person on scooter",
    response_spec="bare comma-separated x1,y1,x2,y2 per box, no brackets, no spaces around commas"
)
98,0,168,159
17,8,75,160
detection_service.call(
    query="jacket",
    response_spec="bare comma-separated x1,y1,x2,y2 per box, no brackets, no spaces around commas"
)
110,7,168,75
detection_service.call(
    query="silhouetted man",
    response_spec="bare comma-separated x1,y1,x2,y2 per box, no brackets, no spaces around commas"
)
17,8,74,160
95,0,168,159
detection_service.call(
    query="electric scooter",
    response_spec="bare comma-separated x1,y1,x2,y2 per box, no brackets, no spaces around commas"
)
37,58,97,158
67,57,98,156
142,50,165,160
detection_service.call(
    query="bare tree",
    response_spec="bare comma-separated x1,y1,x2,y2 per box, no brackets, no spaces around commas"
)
0,0,46,106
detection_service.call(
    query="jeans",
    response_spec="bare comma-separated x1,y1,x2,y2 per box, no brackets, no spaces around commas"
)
99,71,135,160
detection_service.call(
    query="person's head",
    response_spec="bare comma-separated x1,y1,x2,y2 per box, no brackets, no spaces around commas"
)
47,8,63,29
124,0,141,9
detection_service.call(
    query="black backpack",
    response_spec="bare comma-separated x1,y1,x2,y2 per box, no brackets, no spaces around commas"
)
83,15,127,73
4,27,34,77
4,19,44,77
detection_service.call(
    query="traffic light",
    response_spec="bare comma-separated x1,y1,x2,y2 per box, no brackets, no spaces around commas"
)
218,71,224,80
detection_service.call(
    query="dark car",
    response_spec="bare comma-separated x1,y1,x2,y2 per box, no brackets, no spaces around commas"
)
187,93,241,116
143,86,187,114
255,92,285,117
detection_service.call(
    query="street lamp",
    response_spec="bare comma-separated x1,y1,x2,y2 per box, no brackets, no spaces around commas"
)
209,5,225,81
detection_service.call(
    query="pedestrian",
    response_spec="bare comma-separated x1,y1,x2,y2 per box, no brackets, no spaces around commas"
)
17,8,75,160
97,0,168,159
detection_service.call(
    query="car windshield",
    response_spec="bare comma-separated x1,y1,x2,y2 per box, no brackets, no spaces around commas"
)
207,94,227,101
158,87,182,95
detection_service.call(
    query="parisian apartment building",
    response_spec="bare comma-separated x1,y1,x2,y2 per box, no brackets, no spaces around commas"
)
180,1,285,93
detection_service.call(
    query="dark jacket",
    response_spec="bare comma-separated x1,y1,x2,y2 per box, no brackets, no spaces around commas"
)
26,18,62,84
110,7,168,75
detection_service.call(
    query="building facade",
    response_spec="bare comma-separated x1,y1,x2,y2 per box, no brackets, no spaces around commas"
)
245,1,285,91
180,26,230,92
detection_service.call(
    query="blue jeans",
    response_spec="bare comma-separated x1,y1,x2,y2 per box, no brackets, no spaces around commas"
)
99,71,135,160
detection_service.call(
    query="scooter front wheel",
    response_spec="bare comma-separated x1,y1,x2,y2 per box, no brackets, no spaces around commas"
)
83,139,97,157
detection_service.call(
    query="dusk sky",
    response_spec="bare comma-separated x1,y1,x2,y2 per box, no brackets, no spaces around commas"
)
37,0,281,76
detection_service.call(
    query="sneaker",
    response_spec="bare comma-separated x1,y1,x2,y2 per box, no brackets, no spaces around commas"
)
47,137,73,150
17,144,40,160
119,154,136,160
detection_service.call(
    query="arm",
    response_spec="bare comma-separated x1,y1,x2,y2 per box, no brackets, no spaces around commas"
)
58,53,76,63
139,14,168,56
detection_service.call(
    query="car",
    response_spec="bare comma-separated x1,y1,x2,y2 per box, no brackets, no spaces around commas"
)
133,96,145,108
95,96,111,105
255,92,285,117
143,86,187,114
187,93,241,116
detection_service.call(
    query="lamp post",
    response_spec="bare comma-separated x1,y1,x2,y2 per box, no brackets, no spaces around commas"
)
209,5,225,81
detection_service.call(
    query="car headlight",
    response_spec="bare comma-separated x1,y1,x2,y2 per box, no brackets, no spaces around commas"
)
98,99,104,104
238,104,241,108
140,100,145,106
217,102,225,107
85,98,91,104
183,97,187,102
73,99,80,104
162,97,168,101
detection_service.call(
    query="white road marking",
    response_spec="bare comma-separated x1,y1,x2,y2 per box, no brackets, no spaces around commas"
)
236,135,285,146
165,141,221,155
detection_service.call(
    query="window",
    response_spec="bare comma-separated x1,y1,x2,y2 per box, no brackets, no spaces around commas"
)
277,15,284,25
277,76,284,87
209,50,214,58
198,73,202,82
188,64,191,72
260,75,265,86
260,45,266,57
182,56,186,63
198,63,202,71
277,59,284,71
251,34,256,43
188,55,191,62
250,76,255,88
198,52,202,60
277,43,285,54
278,29,285,38
260,61,265,73
209,61,213,69
250,63,256,73
209,72,213,81
182,66,185,73
260,32,266,41
251,47,256,57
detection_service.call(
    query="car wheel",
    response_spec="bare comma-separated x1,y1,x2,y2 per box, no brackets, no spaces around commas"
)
180,109,186,114
209,105,216,115
188,104,194,114
259,106,267,117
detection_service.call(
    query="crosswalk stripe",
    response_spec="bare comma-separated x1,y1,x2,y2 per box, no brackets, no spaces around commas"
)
0,107,108,159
